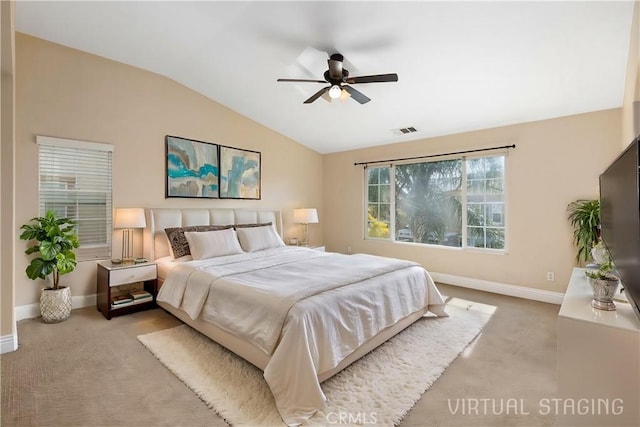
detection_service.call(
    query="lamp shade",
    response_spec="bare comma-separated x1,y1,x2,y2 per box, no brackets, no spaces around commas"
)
114,208,146,229
293,208,319,224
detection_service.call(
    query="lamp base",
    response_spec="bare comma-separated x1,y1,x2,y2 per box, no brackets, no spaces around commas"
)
301,223,309,247
121,229,136,264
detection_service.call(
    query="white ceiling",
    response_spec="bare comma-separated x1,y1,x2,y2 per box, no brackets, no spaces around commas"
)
16,1,634,154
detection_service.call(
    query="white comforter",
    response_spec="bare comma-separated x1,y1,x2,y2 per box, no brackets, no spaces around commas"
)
157,247,446,425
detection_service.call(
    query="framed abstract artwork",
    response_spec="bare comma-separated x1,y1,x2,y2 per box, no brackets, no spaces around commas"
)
219,145,261,199
165,135,219,198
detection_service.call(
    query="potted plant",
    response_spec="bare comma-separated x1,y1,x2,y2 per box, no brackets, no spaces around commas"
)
567,199,600,265
19,211,79,323
585,257,620,311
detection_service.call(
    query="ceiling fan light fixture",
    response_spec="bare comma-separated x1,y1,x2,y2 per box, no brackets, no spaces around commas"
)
329,85,342,99
278,54,398,104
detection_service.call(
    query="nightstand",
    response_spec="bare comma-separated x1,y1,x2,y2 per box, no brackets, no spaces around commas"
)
96,260,157,320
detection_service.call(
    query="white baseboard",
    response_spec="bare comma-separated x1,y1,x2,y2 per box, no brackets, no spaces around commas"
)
72,293,97,311
15,293,97,321
12,277,563,322
0,333,18,354
12,273,563,323
15,303,40,321
430,272,564,305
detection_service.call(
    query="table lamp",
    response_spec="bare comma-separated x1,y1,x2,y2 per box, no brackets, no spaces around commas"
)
114,208,146,263
293,208,318,247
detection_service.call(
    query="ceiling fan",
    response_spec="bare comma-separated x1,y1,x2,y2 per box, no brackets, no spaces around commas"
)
277,53,398,104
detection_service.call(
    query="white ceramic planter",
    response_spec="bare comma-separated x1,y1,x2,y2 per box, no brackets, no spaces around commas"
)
40,286,72,323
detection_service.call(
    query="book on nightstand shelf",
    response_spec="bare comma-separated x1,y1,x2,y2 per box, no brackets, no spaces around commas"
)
111,294,152,309
112,295,133,305
129,290,152,300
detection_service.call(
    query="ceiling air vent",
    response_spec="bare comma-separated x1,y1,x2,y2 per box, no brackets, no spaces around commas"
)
392,126,418,136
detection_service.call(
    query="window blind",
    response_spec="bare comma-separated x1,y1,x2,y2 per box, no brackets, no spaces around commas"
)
37,136,114,261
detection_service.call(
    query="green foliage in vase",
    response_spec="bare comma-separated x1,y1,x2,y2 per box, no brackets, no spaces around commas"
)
567,199,600,265
19,211,79,289
586,258,619,281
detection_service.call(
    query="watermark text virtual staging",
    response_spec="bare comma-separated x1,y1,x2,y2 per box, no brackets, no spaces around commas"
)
448,398,625,416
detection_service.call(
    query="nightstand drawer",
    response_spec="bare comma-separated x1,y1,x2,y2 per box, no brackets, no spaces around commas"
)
109,264,156,286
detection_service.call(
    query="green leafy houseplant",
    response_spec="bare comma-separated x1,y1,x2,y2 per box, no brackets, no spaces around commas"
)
585,254,620,311
585,259,618,281
19,211,79,289
567,199,600,264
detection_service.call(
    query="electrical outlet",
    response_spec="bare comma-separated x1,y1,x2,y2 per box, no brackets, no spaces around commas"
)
546,272,555,281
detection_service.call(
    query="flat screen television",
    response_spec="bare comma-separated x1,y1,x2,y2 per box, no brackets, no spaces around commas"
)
599,136,640,323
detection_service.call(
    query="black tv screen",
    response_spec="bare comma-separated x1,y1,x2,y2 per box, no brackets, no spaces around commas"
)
599,137,640,322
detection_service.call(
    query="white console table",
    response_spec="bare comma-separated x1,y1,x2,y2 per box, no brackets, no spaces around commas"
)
557,268,640,426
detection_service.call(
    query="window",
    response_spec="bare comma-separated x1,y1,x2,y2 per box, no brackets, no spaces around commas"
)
396,159,462,247
366,167,391,238
37,136,114,260
466,156,505,249
365,154,506,251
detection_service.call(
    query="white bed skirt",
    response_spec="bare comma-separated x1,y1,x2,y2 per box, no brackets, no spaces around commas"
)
157,300,431,383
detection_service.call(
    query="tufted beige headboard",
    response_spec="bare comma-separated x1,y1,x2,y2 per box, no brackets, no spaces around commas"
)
143,208,283,261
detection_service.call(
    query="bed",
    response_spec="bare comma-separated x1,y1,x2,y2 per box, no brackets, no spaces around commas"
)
143,208,447,425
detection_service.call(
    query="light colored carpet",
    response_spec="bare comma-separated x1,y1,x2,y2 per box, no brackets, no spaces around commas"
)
137,298,495,426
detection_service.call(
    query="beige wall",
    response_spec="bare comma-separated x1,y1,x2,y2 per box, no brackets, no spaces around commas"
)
1,0,16,340
323,109,622,293
10,3,639,315
15,34,323,306
622,1,640,145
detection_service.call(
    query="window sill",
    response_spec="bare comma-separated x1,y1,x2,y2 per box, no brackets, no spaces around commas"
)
364,238,508,255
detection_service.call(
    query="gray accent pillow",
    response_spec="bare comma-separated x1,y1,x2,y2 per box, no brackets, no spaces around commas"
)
165,225,234,258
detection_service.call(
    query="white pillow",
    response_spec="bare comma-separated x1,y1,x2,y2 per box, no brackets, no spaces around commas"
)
183,228,244,260
236,225,285,252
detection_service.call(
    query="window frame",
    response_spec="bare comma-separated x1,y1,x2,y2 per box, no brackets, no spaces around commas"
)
365,166,394,240
363,152,508,253
37,136,114,261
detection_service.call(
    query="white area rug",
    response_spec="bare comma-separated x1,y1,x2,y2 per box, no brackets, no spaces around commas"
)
138,298,495,426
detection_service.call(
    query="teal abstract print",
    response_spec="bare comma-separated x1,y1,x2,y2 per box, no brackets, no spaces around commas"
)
166,136,219,198
219,146,261,199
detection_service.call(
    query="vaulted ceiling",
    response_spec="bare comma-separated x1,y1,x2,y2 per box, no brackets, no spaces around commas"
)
16,1,634,154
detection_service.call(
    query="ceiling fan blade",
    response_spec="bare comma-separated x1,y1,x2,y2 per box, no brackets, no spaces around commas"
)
277,78,327,83
304,86,330,104
327,53,344,80
345,73,399,84
343,85,371,104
